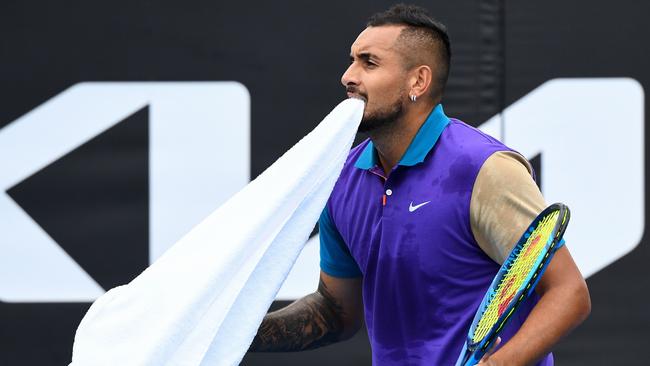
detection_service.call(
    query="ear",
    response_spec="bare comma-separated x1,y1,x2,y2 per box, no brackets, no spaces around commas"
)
409,65,433,100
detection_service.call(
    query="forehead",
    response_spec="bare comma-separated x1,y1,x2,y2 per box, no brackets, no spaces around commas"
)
350,25,404,57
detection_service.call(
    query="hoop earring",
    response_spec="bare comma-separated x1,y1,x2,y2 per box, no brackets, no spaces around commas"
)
410,94,417,102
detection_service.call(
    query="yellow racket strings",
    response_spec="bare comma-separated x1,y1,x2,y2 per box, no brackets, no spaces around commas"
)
471,210,560,343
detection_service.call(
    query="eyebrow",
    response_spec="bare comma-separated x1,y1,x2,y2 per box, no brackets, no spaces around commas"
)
350,52,382,62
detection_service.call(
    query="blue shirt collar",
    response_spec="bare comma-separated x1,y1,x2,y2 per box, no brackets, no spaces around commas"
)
354,104,450,170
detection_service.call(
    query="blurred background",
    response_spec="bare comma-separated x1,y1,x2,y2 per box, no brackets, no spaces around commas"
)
1,0,649,365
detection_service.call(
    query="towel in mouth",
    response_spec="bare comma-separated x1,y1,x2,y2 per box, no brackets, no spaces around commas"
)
70,98,365,366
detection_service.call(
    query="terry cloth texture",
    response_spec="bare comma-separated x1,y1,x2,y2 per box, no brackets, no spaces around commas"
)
69,99,365,366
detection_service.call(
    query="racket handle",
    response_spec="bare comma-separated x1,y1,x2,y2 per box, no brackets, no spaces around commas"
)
455,343,483,366
455,343,469,366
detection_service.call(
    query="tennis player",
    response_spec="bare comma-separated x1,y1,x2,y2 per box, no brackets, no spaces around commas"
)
249,4,590,365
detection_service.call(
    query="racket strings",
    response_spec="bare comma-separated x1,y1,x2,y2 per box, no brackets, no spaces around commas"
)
470,210,560,343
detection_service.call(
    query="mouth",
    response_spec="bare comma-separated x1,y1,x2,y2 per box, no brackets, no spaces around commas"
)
346,91,367,102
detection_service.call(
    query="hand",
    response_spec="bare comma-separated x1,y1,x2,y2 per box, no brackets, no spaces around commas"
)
476,337,501,366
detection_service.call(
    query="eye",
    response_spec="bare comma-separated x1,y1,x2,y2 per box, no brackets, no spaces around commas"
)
365,60,377,68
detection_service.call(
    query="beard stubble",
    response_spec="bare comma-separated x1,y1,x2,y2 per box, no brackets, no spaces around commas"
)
358,96,406,134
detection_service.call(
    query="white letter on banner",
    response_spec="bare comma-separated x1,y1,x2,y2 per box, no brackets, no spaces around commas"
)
0,82,250,302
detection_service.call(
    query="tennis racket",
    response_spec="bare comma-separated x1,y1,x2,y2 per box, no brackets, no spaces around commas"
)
455,202,570,366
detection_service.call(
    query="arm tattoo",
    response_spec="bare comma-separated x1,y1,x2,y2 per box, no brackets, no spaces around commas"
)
248,279,346,352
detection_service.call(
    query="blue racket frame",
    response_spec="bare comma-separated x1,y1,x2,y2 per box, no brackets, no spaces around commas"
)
455,203,570,366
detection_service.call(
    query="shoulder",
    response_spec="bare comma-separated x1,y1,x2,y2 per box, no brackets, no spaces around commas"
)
479,151,534,178
334,138,371,179
443,118,506,147
428,119,515,177
345,138,371,165
328,138,370,207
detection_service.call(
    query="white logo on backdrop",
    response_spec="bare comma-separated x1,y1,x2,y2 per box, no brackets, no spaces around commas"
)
0,78,644,302
0,82,250,302
277,77,645,299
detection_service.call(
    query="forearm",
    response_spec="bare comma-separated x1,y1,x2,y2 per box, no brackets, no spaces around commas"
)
249,282,347,352
488,277,591,365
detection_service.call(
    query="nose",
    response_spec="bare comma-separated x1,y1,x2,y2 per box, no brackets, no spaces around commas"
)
341,63,359,87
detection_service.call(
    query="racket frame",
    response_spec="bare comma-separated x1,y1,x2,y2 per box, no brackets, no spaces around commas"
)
456,203,570,366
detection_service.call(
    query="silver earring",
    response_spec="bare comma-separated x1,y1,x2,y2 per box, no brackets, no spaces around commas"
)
410,94,417,102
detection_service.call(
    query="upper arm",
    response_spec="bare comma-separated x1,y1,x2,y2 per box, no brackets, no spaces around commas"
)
470,151,590,311
318,270,364,338
319,207,363,277
470,151,546,264
536,246,590,305
317,206,364,338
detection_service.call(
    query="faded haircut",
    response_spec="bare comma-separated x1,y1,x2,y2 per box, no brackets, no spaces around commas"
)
367,4,451,99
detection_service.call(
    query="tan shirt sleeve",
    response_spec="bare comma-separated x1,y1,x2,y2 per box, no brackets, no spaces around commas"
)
470,151,547,264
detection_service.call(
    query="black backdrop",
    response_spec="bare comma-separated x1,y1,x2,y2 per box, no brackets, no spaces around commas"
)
1,0,649,365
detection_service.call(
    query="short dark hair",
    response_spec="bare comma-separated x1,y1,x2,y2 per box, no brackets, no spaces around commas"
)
367,4,451,99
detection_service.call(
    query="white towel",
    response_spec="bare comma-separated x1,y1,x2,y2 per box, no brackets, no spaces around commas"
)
69,98,365,366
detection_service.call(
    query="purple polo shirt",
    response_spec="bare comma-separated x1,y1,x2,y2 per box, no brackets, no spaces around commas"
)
319,105,553,365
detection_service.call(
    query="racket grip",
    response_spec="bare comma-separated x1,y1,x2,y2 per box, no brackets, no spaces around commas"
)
454,343,469,366
455,343,484,366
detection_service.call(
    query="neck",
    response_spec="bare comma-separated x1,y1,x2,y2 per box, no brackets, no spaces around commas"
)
370,102,436,175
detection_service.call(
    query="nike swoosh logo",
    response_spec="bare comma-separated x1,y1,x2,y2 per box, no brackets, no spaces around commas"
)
409,201,431,212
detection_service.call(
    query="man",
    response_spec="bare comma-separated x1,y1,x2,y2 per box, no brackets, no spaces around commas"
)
249,4,590,365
